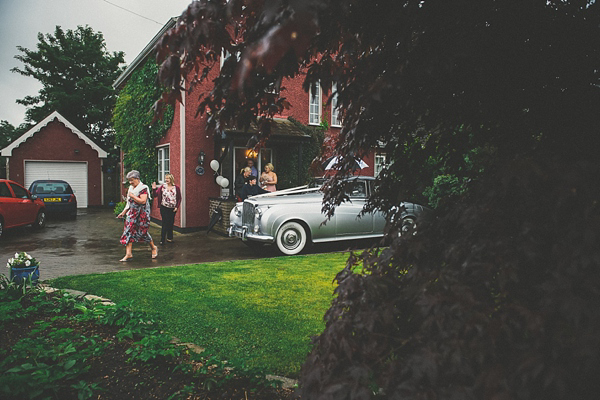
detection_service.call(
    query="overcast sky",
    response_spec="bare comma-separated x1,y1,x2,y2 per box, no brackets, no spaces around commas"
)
0,0,193,127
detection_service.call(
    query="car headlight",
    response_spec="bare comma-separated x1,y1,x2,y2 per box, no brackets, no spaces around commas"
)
234,206,241,217
253,208,263,233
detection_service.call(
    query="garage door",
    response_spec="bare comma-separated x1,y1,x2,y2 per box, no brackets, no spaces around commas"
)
25,161,88,208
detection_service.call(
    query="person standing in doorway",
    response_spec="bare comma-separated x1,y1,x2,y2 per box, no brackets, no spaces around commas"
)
260,163,278,192
152,174,182,245
246,159,258,177
117,170,158,261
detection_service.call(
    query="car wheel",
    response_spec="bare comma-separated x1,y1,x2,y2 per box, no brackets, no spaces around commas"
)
32,210,46,230
276,221,308,255
401,216,417,236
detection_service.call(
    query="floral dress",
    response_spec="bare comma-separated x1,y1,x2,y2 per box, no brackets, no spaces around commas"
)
120,188,152,245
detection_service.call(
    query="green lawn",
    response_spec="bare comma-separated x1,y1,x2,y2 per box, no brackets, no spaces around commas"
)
49,252,350,377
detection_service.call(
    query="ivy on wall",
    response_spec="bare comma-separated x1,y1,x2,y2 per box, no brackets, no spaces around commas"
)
112,59,174,185
276,117,325,189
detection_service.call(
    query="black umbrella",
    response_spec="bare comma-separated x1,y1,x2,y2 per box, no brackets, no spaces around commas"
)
207,203,223,234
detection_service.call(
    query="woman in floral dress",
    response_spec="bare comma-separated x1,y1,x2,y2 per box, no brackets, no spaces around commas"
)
117,170,158,261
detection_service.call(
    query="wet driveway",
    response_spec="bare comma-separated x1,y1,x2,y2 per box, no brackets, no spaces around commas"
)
0,209,267,280
1,209,374,281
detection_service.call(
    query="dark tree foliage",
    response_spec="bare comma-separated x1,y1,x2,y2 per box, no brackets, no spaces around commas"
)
12,26,125,150
0,121,31,179
0,120,30,150
155,1,600,398
277,117,325,189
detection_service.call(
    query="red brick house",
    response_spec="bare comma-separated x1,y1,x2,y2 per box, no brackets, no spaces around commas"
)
114,19,384,231
0,111,108,207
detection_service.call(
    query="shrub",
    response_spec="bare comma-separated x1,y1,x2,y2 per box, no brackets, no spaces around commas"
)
113,201,126,216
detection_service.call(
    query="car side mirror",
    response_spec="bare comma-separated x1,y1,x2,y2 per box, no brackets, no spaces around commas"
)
31,194,38,200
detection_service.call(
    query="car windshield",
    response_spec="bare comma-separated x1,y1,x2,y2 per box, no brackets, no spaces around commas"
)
32,182,73,195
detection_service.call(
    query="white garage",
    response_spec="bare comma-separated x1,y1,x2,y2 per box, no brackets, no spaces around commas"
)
24,161,89,208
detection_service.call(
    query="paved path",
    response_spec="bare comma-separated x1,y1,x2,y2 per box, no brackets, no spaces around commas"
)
0,209,266,280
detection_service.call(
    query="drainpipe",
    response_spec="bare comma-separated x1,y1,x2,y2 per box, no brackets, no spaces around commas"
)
179,79,186,228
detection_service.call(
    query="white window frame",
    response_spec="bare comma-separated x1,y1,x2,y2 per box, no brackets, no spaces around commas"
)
157,145,170,183
309,81,321,126
331,83,341,127
375,153,387,177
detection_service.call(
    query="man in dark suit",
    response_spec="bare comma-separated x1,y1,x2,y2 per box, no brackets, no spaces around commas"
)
240,175,269,200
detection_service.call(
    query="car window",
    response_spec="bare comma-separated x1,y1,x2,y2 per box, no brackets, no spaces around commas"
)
347,181,367,198
33,182,73,195
9,183,29,199
0,182,12,197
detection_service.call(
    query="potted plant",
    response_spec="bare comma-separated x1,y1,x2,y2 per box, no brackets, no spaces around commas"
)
7,252,40,285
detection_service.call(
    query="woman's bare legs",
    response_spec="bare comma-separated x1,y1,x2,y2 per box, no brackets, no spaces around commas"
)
150,240,158,259
120,243,133,262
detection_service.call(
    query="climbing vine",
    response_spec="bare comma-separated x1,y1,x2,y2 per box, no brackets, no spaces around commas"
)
112,59,174,184
276,117,325,189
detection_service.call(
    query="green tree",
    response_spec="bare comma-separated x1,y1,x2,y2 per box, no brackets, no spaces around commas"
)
12,25,125,150
0,120,31,178
0,120,29,149
155,1,600,398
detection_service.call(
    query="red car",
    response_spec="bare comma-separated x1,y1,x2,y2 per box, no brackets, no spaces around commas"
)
0,179,46,239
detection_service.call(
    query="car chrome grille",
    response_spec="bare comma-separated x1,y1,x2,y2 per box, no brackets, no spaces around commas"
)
242,203,255,227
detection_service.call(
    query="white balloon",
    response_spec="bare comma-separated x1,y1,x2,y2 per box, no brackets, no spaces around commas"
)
220,178,229,188
210,160,219,172
215,176,223,185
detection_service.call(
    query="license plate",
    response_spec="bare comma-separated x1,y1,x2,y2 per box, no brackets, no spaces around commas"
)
44,198,61,202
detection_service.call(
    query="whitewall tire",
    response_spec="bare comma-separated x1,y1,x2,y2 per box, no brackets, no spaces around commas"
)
276,221,308,255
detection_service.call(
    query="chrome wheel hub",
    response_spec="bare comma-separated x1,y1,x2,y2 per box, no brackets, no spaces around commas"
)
283,230,299,248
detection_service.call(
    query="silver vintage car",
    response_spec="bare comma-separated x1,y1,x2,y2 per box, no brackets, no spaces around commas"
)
228,176,428,255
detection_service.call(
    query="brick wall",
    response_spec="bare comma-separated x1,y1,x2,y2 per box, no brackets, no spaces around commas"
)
8,120,104,206
208,198,237,235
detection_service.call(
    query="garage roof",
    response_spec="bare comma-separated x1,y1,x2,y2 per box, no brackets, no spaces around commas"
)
0,111,108,158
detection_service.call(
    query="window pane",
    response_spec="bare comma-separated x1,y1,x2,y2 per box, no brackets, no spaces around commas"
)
375,154,387,176
157,146,170,182
331,83,340,126
309,83,320,125
10,183,28,199
0,182,12,197
260,149,273,173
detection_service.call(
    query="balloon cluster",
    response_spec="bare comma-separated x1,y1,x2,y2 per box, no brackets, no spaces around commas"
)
210,160,229,188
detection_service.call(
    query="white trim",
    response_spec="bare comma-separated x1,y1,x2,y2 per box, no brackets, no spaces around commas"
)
331,83,341,127
179,79,186,228
156,143,170,184
113,18,177,89
0,111,108,158
309,82,322,126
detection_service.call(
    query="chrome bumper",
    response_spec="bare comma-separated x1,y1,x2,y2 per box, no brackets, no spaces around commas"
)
228,224,275,243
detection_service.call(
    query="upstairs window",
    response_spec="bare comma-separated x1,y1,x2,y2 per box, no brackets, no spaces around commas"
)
309,82,321,125
331,83,341,127
375,153,387,176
